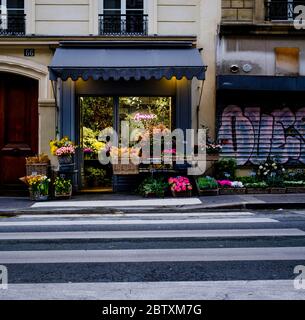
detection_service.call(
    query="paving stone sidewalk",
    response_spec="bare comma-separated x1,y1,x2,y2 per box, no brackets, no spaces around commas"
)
1,193,305,215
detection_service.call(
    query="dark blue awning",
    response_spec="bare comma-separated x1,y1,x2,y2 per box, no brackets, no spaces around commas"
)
49,47,206,81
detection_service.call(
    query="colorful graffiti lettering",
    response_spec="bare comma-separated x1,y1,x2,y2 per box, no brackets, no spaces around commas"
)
218,105,305,166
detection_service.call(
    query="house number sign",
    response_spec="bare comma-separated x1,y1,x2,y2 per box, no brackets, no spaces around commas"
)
24,49,35,57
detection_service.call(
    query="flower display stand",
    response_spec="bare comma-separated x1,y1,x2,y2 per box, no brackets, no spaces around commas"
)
286,187,305,194
171,190,192,198
269,188,286,194
246,188,269,194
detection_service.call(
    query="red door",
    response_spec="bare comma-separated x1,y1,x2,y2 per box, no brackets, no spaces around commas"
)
0,73,38,191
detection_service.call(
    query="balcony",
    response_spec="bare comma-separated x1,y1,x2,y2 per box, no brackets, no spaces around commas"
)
0,14,25,36
99,14,148,36
265,1,305,21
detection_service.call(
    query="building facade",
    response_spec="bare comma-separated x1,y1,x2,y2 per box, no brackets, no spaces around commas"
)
0,0,221,193
218,0,305,174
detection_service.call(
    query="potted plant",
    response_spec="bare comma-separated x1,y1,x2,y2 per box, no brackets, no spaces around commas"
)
218,180,246,195
85,167,107,187
267,175,286,194
54,177,72,199
196,176,219,196
214,158,237,180
137,177,168,198
23,175,50,201
245,182,269,194
284,181,305,194
168,176,193,197
50,137,76,166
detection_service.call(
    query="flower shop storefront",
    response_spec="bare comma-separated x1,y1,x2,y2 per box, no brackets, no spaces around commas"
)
49,42,206,192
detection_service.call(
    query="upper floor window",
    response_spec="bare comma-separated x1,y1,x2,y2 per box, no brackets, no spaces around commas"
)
0,0,25,35
266,0,305,21
99,0,148,35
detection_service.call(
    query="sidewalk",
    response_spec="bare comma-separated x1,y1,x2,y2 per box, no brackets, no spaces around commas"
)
1,193,305,215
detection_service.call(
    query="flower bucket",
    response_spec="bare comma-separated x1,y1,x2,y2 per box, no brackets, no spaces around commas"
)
58,155,73,165
29,189,49,201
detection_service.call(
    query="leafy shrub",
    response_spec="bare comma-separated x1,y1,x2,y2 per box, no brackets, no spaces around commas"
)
214,158,237,180
244,182,268,189
284,181,305,187
197,177,218,190
138,177,168,197
85,167,107,185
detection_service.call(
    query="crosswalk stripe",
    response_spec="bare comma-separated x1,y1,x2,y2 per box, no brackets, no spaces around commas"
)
1,246,305,264
1,280,303,300
0,228,303,240
14,212,255,219
31,198,202,208
0,217,278,227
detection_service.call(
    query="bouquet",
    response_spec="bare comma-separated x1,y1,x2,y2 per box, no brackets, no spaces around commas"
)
168,176,193,193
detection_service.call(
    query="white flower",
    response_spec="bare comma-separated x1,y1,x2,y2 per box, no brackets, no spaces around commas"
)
232,181,244,188
282,168,286,172
264,172,268,176
259,166,263,170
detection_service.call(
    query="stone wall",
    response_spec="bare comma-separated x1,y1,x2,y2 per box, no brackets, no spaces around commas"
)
222,0,255,22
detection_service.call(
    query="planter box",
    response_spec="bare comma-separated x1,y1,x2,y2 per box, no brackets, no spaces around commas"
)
246,188,269,194
269,188,286,194
112,163,139,175
29,189,49,201
26,163,49,176
286,187,305,194
219,188,246,195
143,192,165,198
171,190,192,198
198,189,219,196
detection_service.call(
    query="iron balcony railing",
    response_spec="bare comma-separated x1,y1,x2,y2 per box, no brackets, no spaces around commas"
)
99,14,148,36
265,1,305,21
0,14,26,36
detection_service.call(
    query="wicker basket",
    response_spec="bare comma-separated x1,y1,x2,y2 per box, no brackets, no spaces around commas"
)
112,163,139,175
26,163,49,176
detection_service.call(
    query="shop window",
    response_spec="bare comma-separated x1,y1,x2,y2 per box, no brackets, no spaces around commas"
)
99,0,148,35
266,0,305,21
0,0,25,35
79,96,173,192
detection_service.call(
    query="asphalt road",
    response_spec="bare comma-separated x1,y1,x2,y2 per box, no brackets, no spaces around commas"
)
1,209,305,299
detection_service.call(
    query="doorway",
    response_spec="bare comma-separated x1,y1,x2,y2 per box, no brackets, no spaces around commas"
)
0,72,38,193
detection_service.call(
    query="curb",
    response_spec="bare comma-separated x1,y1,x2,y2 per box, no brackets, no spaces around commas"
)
1,202,305,216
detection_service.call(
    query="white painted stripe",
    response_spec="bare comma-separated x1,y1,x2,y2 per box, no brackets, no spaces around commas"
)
15,212,255,219
1,280,303,300
0,228,303,240
0,247,304,264
0,217,278,226
31,198,202,208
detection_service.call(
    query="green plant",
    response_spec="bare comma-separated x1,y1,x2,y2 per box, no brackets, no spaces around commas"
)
266,175,285,188
27,175,50,196
54,177,72,195
197,177,218,190
214,158,237,180
237,176,258,185
256,157,285,181
284,181,305,187
138,177,168,197
244,182,268,189
85,167,107,185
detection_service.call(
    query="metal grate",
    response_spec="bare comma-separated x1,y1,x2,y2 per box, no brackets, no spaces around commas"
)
99,14,148,36
0,14,26,36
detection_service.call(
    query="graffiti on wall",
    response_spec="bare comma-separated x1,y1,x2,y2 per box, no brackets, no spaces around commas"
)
218,105,305,166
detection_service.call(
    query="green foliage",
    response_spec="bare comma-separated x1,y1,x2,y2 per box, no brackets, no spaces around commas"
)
284,181,305,187
54,177,72,195
266,175,285,188
214,158,237,180
137,177,168,198
197,176,218,190
237,176,258,184
244,182,268,189
81,97,113,133
256,157,285,181
85,167,107,185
